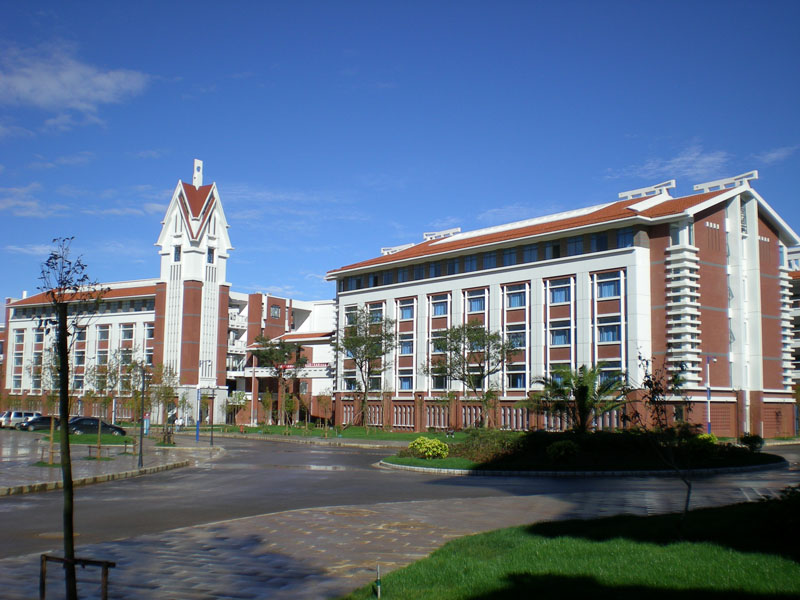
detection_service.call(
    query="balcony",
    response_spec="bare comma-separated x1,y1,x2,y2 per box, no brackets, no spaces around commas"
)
228,341,248,354
229,314,248,330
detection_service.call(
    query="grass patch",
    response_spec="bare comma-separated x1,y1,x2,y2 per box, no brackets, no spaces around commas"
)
33,461,61,468
383,456,478,470
45,433,134,445
82,456,113,461
340,489,800,599
174,424,468,443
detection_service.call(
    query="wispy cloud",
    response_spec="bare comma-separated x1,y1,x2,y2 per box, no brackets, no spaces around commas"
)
753,145,798,165
477,203,547,225
0,121,34,139
81,201,166,217
28,151,94,169
0,182,68,217
605,145,730,181
0,42,149,130
3,243,53,256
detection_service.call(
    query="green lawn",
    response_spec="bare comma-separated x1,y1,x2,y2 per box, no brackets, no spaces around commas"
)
171,424,468,443
45,433,134,445
340,491,800,599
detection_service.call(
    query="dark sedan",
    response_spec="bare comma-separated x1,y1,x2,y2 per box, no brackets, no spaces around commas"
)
16,415,60,431
68,417,126,436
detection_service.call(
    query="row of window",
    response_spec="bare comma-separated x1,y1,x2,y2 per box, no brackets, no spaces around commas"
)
339,229,635,292
12,323,155,346
10,298,156,322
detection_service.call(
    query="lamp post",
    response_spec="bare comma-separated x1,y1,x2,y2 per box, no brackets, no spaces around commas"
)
209,389,214,447
705,356,717,434
138,367,148,469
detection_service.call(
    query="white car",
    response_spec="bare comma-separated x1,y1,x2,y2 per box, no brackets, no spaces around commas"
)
1,411,42,428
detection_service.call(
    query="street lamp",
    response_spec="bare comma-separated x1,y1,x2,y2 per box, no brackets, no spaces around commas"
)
705,356,717,434
138,367,149,469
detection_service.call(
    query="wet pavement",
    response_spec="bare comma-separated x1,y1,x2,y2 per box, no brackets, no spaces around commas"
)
0,430,797,599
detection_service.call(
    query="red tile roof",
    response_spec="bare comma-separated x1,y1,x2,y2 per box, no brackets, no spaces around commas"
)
8,285,157,308
181,183,214,218
328,189,728,275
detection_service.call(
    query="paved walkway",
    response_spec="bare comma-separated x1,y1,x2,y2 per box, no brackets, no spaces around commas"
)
0,432,797,599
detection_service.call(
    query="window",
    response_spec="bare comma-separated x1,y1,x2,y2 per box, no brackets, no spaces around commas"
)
145,348,154,366
464,255,477,272
75,351,85,367
598,316,621,343
432,294,449,316
590,234,608,252
383,271,394,285
523,244,538,262
344,371,357,391
598,361,623,385
467,289,486,313
145,323,155,339
566,236,583,256
549,279,571,304
399,299,414,320
34,330,44,344
207,248,215,264
430,262,443,277
97,325,109,341
369,304,383,323
432,375,447,390
447,258,459,275
33,351,42,366
121,349,133,365
74,328,86,342
413,264,425,280
73,375,84,391
345,276,360,291
399,334,414,355
121,324,134,340
506,284,526,308
270,305,281,319
507,365,526,389
596,272,621,298
483,252,496,269
97,351,108,366
544,242,561,260
32,375,42,390
670,223,680,246
13,375,22,390
399,369,413,391
369,376,382,391
344,306,357,326
617,228,634,248
397,268,408,283
503,248,517,266
14,352,23,367
173,246,181,262
431,331,446,354
368,273,380,287
507,324,526,349
14,330,24,345
550,320,571,346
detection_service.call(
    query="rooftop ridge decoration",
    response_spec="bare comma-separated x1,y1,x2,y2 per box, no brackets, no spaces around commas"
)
694,170,758,193
381,243,416,256
423,227,461,241
618,179,676,201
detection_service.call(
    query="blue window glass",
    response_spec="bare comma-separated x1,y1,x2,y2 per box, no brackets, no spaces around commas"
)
503,248,517,266
598,324,620,342
507,372,526,388
566,236,583,256
468,297,485,312
431,262,443,277
397,268,408,283
382,271,393,285
447,259,459,275
413,265,425,280
523,244,538,262
483,252,496,268
549,280,571,304
597,280,620,298
464,255,477,272
400,305,414,320
399,372,413,390
507,331,525,348
617,228,634,248
591,233,608,252
544,242,561,259
432,295,448,316
400,337,414,354
507,292,525,308
550,327,570,346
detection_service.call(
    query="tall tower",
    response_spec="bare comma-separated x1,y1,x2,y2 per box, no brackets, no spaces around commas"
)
154,159,233,405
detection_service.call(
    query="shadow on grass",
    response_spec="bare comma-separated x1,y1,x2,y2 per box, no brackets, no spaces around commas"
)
469,573,800,599
524,491,800,563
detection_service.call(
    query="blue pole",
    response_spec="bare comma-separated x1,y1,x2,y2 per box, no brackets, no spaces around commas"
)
196,389,200,442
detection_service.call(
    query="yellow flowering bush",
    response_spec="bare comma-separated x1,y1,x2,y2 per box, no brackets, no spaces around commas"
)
408,436,450,459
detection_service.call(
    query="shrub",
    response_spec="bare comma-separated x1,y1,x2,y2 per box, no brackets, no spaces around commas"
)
408,436,450,459
740,434,764,453
448,429,523,462
546,440,580,464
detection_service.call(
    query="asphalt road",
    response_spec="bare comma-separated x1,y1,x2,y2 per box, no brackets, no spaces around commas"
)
1,436,798,560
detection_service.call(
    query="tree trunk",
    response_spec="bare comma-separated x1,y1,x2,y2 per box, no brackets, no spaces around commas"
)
57,304,78,599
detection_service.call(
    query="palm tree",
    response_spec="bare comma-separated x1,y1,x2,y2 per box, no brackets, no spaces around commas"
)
528,364,626,433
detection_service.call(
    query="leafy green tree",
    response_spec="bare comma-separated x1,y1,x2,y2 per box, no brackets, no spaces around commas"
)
424,320,515,428
250,336,308,428
39,237,105,600
526,364,626,434
333,306,396,432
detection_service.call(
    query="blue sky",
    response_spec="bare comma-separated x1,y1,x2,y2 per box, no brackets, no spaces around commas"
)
1,1,798,317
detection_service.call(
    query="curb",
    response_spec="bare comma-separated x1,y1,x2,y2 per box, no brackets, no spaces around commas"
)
0,460,191,497
378,458,789,478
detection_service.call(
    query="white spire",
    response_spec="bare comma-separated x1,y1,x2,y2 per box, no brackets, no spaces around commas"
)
192,159,203,187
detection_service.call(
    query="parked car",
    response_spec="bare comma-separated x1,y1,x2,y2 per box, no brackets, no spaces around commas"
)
16,415,60,432
1,411,42,428
68,417,126,436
